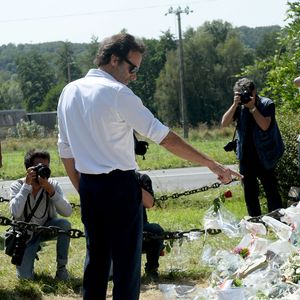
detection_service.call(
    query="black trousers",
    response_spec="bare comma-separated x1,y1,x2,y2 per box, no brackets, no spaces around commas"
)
79,170,143,300
240,158,282,217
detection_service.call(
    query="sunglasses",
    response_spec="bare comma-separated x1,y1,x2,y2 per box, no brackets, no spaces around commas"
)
123,57,139,74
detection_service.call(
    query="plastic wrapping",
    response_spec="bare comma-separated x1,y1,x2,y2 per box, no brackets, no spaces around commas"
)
158,284,198,299
203,203,241,238
261,216,293,241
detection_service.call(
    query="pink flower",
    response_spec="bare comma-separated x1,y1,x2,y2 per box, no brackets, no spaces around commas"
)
233,247,250,258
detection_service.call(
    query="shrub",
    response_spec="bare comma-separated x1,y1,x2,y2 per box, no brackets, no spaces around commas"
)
7,119,46,138
276,111,300,204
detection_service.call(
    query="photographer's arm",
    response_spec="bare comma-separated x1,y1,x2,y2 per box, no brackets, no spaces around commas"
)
61,157,80,192
9,180,31,219
47,180,72,217
221,95,240,127
142,188,154,208
160,131,242,183
244,99,271,131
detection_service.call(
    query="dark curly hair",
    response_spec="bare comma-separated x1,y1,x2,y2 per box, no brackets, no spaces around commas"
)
94,33,145,67
24,149,50,169
233,78,255,94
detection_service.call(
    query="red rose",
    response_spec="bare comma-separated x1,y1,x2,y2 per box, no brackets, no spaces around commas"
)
224,190,232,198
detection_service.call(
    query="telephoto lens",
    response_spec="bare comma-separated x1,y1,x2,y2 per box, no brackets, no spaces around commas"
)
11,231,29,266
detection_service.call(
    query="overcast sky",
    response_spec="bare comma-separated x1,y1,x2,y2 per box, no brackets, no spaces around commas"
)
0,0,291,45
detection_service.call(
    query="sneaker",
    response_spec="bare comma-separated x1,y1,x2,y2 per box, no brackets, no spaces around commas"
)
55,266,69,281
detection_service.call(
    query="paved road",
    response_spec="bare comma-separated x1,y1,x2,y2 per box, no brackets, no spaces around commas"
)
0,165,239,198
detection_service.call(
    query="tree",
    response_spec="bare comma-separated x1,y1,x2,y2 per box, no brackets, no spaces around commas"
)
0,75,23,110
129,31,177,114
56,41,82,83
40,82,66,111
78,35,100,73
242,2,300,111
16,50,55,112
155,20,254,126
154,50,180,125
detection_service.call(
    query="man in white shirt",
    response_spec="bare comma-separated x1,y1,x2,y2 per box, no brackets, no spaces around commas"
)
57,33,241,300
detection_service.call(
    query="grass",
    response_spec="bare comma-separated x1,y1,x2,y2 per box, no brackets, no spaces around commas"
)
0,184,253,299
0,128,252,299
0,126,237,180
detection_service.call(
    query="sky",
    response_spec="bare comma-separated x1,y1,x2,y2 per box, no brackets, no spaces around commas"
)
0,0,292,45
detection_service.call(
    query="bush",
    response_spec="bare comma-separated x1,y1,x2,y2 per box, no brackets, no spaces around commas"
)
276,111,300,204
7,119,46,138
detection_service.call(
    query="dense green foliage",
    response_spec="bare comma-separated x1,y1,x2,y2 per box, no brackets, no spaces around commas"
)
155,21,255,126
242,2,300,112
276,112,300,204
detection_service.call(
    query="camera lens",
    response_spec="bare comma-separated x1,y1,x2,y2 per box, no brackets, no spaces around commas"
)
240,90,252,104
38,166,51,179
33,163,51,179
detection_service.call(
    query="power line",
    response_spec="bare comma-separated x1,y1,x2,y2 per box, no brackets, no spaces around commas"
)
0,2,203,24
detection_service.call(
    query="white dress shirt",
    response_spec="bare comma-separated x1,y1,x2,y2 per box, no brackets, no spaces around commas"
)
57,68,169,174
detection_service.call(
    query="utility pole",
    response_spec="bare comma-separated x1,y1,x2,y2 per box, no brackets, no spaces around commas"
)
67,61,75,83
67,62,71,83
166,6,193,139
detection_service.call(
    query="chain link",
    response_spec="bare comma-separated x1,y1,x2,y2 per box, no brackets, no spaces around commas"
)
0,196,10,203
154,181,225,202
0,215,86,238
246,208,284,224
143,228,222,241
0,214,222,241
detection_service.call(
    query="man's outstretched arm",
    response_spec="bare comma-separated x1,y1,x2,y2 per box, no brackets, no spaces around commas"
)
160,131,242,184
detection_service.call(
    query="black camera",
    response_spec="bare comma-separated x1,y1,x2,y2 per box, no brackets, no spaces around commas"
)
224,139,237,152
33,163,51,179
134,133,149,160
239,90,252,104
11,230,30,266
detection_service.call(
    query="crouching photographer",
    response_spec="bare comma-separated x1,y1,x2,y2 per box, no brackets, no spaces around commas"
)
8,149,72,280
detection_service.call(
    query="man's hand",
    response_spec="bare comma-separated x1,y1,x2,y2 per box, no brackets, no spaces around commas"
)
38,176,55,197
25,167,36,185
233,93,242,106
209,162,243,184
25,167,55,196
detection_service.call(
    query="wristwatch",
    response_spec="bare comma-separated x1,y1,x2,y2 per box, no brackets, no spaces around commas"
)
249,106,256,114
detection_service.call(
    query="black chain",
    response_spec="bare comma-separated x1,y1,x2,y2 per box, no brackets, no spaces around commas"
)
0,215,85,238
1,179,238,208
70,203,81,209
154,180,238,202
68,181,224,207
143,228,222,241
0,214,221,241
0,196,10,203
246,208,284,224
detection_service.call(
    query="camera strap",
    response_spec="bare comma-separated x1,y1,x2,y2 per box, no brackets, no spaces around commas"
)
24,190,46,223
231,127,237,141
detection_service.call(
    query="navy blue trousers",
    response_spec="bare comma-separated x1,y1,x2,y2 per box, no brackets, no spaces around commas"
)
79,170,143,300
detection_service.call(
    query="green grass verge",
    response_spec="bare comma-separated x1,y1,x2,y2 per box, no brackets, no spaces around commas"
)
0,184,258,299
0,129,247,299
0,128,237,180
